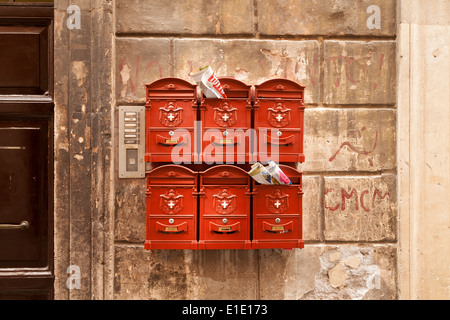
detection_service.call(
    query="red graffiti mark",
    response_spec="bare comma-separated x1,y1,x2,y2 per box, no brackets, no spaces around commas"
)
324,188,340,211
145,60,163,78
325,56,339,87
187,60,194,74
373,53,385,89
325,188,391,213
360,190,370,212
215,60,226,71
372,189,390,207
306,53,319,86
341,188,359,211
258,59,265,74
283,57,288,78
325,55,361,88
120,57,164,96
135,56,141,94
329,123,379,166
377,54,385,77
344,57,360,84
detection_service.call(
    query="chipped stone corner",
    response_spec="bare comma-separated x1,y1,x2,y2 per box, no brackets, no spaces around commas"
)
258,245,397,300
303,245,397,300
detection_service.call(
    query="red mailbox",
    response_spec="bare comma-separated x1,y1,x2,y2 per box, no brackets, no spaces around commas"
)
199,78,252,164
252,164,304,249
145,164,198,250
145,78,198,163
198,165,252,249
253,79,305,163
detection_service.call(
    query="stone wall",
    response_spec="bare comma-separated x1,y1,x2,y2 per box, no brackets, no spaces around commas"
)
113,0,398,300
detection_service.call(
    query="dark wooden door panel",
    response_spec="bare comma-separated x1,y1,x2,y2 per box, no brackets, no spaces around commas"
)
0,291,51,300
0,4,54,300
0,32,40,88
0,119,49,267
0,276,53,300
0,25,49,94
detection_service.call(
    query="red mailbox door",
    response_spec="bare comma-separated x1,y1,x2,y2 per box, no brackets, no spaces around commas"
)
145,78,198,163
145,164,198,250
198,165,251,249
252,164,304,249
200,78,252,164
253,79,305,163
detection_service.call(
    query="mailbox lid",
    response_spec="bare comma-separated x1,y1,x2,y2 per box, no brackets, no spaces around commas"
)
255,129,304,163
147,216,196,242
146,164,197,186
254,78,304,100
200,77,251,99
200,165,251,186
145,77,197,100
254,216,301,240
145,78,197,129
220,77,251,98
201,217,249,241
146,128,195,163
201,129,250,163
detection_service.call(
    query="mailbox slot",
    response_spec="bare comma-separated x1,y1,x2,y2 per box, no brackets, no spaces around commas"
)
252,164,304,249
145,164,198,250
145,78,198,163
253,79,305,163
198,165,251,249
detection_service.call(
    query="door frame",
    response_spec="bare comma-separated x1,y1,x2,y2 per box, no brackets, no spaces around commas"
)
52,0,115,299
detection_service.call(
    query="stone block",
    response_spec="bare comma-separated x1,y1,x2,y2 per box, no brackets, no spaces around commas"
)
114,246,194,299
259,244,397,300
259,246,323,299
174,39,320,103
323,175,397,242
116,0,254,35
323,40,396,105
299,108,396,172
190,250,259,299
258,0,396,37
114,246,258,299
116,38,171,103
114,178,146,242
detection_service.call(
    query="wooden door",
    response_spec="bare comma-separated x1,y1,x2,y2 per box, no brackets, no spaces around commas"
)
0,3,54,300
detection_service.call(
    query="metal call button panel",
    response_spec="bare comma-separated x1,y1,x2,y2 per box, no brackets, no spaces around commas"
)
119,106,145,178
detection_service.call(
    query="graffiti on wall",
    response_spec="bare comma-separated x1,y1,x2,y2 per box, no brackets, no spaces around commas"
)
324,52,386,90
119,56,163,98
324,187,391,213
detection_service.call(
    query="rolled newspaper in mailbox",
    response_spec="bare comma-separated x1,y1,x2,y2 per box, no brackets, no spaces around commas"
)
266,160,292,185
248,162,279,185
191,65,227,99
